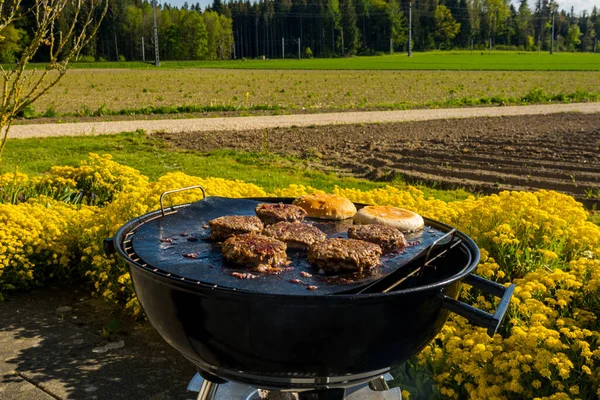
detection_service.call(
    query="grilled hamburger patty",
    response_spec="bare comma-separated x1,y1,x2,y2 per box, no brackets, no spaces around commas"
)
347,224,408,253
308,238,382,272
255,203,307,225
209,215,263,241
222,233,288,271
262,222,327,249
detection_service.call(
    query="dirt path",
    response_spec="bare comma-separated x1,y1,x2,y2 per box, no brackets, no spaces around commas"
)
160,112,600,203
8,102,600,139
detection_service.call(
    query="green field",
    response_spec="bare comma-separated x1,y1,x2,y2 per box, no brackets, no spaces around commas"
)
61,51,600,71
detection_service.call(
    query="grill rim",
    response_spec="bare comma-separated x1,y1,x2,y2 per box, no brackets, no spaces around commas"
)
113,197,480,299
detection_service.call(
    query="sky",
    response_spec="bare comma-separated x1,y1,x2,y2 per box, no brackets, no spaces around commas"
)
164,0,596,15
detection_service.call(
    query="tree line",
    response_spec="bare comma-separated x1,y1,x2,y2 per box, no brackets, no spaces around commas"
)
0,0,597,63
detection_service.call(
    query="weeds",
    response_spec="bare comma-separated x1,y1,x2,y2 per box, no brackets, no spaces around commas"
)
585,187,600,199
0,175,84,205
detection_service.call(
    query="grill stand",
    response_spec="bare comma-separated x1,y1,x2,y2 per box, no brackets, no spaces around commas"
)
188,373,401,400
197,379,220,400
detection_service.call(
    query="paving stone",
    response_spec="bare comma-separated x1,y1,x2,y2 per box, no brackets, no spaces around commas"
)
0,372,55,400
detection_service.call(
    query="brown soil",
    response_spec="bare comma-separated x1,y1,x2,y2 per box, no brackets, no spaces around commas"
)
157,113,600,201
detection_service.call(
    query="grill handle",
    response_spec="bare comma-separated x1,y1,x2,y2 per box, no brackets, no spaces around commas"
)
160,185,206,217
104,238,116,255
440,274,515,337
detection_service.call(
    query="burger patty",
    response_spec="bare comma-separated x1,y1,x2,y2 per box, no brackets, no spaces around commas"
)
209,215,263,241
222,233,288,271
347,224,408,253
308,238,382,273
255,203,307,225
262,222,327,249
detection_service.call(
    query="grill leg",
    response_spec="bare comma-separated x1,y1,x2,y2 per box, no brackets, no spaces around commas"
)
369,376,390,391
196,379,219,400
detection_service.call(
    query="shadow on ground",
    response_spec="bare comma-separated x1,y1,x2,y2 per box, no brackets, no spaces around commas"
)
0,284,195,399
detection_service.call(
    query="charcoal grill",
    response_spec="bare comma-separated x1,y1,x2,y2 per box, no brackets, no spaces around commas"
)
104,186,515,400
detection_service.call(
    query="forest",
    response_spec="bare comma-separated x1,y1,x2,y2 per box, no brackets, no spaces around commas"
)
0,0,598,63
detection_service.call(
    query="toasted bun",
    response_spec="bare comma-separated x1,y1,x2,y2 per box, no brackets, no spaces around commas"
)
353,205,424,232
292,194,357,220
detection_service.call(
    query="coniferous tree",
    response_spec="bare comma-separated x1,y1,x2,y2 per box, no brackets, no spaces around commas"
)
517,0,533,48
339,0,360,54
455,0,472,47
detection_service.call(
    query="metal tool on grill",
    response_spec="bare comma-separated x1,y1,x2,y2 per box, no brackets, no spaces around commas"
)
105,186,515,400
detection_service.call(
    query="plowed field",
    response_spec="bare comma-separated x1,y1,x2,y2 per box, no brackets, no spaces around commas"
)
159,113,600,202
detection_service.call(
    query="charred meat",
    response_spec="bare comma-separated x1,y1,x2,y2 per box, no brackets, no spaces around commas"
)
222,233,288,272
347,224,408,253
262,222,326,249
308,238,382,273
209,215,263,241
255,203,308,225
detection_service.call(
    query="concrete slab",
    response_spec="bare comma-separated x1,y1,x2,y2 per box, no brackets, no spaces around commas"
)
0,285,195,400
0,373,55,400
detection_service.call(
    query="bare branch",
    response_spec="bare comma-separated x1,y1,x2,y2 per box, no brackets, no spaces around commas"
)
0,0,108,161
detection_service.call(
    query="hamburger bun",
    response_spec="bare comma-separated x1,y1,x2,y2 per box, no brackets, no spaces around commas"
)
292,194,357,220
353,205,424,232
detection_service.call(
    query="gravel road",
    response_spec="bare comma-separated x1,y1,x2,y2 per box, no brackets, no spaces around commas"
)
8,102,600,139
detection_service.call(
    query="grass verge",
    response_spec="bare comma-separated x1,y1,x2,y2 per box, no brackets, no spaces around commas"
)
7,51,600,71
1,131,471,202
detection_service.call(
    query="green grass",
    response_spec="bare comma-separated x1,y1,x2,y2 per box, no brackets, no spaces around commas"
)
0,132,471,202
590,211,600,226
60,52,600,71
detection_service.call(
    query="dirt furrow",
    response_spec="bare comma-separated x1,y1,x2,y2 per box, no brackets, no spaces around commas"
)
159,112,600,202
383,150,600,174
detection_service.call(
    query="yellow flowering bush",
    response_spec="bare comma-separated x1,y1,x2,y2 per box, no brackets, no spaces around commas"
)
2,155,600,398
43,153,149,205
0,197,80,300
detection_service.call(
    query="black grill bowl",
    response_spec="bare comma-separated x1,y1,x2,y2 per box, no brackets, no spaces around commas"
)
110,197,514,390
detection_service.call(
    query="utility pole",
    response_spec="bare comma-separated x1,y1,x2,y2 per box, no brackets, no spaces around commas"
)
550,11,555,54
142,36,145,62
282,38,285,59
114,30,119,61
408,2,412,57
331,17,335,55
293,37,300,60
152,0,160,66
255,14,259,58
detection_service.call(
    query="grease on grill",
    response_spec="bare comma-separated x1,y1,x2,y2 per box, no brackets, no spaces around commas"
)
231,272,258,280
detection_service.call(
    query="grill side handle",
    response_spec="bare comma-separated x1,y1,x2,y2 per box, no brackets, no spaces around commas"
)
440,274,515,337
104,238,116,255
